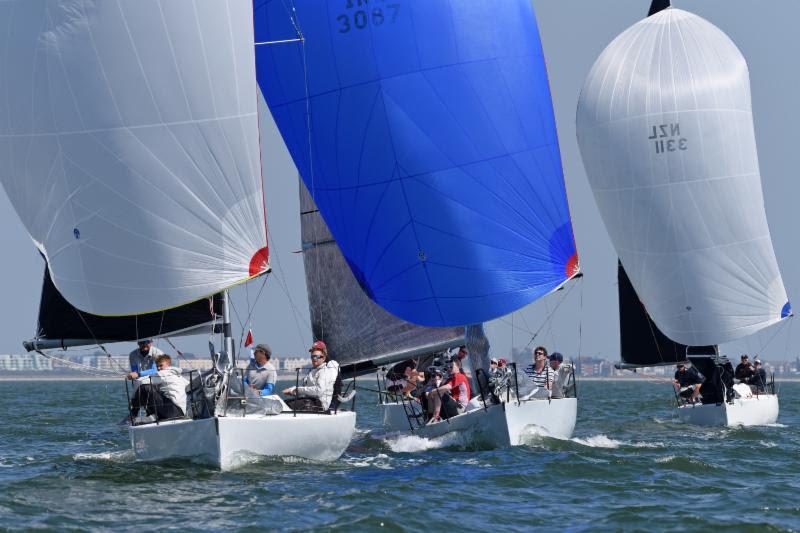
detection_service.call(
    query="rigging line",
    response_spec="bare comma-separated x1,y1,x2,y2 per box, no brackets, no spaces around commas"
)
756,316,792,358
254,38,303,46
35,349,120,376
70,305,126,374
577,280,584,360
523,281,578,350
236,275,270,356
266,229,310,344
497,316,534,335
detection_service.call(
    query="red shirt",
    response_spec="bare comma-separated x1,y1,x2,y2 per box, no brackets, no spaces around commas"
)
446,372,471,405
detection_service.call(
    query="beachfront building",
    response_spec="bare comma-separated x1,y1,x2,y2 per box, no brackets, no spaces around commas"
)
0,353,54,371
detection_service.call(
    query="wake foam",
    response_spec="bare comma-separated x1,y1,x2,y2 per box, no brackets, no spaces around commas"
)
384,431,467,453
73,450,134,462
570,434,663,449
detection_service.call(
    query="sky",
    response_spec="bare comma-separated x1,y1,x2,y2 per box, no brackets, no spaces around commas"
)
1,0,798,363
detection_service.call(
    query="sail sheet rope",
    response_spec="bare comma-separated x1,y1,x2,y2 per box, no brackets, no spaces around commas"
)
522,280,579,350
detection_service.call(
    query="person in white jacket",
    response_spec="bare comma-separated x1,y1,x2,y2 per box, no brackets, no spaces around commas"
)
128,354,188,422
282,340,339,411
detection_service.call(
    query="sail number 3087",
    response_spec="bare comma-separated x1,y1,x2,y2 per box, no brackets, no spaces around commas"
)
649,123,688,154
337,2,400,33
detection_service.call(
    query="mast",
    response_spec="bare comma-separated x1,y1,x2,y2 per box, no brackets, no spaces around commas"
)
648,0,670,17
221,290,235,367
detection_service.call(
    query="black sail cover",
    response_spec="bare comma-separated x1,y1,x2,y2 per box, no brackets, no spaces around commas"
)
618,261,713,366
300,183,465,377
27,263,222,350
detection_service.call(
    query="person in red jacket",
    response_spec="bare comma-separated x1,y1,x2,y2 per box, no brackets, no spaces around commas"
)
426,358,471,422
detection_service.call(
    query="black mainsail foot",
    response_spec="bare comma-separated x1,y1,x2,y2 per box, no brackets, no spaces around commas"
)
616,261,714,369
24,262,222,351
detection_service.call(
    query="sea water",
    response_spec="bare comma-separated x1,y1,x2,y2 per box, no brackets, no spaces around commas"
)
0,380,798,530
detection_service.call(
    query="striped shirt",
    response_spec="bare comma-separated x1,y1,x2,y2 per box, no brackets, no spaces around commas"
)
523,364,555,389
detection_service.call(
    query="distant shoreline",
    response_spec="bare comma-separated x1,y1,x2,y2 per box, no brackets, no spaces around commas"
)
3,375,800,383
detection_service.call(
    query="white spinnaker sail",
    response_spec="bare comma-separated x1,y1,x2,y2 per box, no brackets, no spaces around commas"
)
0,0,267,316
577,8,791,346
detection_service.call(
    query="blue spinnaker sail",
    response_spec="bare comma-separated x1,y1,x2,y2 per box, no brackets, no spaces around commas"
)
253,0,578,327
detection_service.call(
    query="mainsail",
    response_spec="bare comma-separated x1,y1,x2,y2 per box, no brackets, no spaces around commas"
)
254,1,579,328
577,6,791,346
300,182,464,376
24,262,222,352
0,1,268,317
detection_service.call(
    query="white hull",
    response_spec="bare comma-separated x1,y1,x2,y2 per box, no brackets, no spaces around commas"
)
129,411,356,470
676,394,779,427
381,398,577,446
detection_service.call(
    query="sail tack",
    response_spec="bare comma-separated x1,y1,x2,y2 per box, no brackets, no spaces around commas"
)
577,9,791,346
254,1,578,327
0,1,268,316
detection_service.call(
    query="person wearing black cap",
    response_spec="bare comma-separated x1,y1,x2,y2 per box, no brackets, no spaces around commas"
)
750,359,768,393
673,363,704,403
549,352,574,399
735,355,755,382
244,343,277,397
126,339,165,380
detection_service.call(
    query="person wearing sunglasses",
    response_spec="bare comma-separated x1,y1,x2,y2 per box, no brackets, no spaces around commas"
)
282,340,340,411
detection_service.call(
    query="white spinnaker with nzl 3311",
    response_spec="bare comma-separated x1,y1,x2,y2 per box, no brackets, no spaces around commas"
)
0,0,268,317
576,8,791,347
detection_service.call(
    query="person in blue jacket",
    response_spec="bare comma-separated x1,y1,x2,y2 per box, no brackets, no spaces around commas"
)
245,343,277,397
127,339,164,380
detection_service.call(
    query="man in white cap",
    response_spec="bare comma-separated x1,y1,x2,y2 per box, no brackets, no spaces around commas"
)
283,340,340,411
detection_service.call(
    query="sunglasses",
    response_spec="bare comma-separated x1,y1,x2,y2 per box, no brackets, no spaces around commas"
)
310,354,324,361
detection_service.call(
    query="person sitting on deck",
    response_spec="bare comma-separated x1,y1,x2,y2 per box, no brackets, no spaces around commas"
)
735,354,755,382
126,339,165,380
417,368,443,420
488,357,513,402
523,346,555,395
749,359,768,393
386,359,421,397
549,352,574,399
673,363,704,404
426,358,471,422
282,340,339,411
127,354,188,423
244,343,277,397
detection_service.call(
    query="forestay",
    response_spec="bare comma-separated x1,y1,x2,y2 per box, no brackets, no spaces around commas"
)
254,1,578,327
0,1,268,316
300,182,464,376
577,8,791,346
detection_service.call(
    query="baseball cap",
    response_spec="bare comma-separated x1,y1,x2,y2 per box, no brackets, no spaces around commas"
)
498,358,507,366
253,343,272,358
137,339,152,345
309,340,327,353
550,352,564,362
490,357,499,364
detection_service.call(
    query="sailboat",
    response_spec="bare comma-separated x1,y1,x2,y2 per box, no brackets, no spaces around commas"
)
0,1,355,468
577,0,791,426
253,1,580,443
